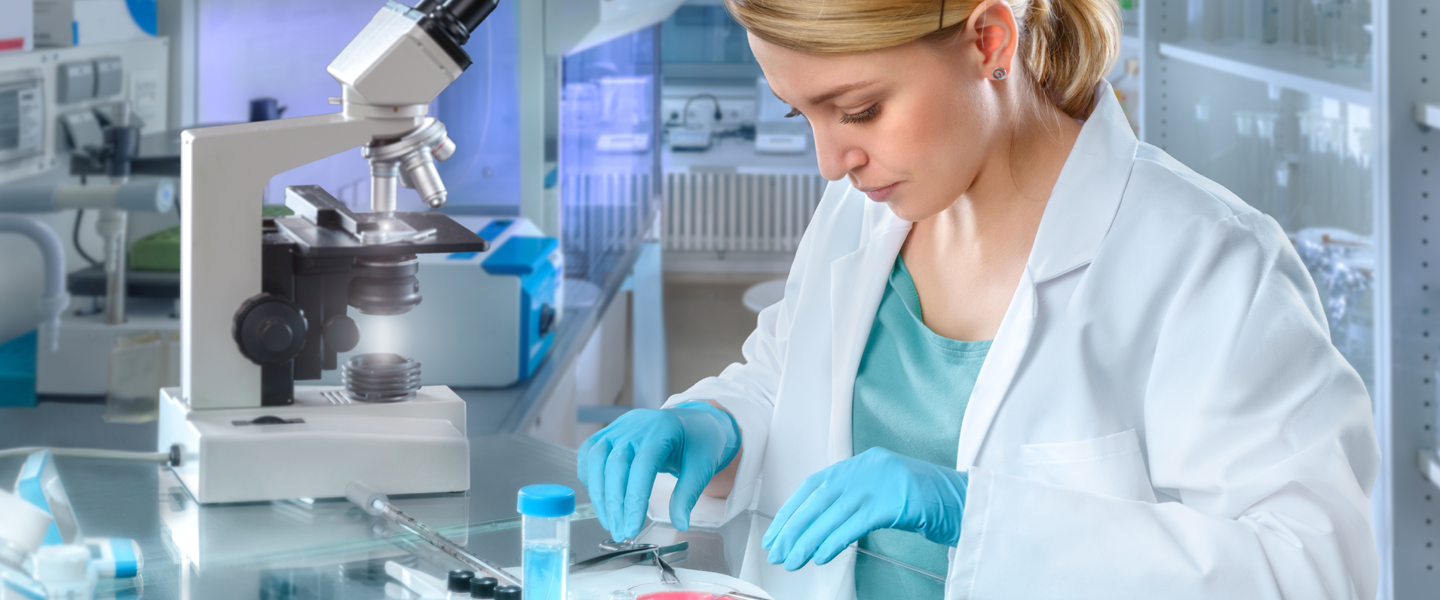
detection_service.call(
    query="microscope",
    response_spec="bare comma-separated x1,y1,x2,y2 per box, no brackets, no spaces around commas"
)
159,0,498,504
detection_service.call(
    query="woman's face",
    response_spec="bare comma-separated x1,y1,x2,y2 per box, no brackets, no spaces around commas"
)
749,28,1007,222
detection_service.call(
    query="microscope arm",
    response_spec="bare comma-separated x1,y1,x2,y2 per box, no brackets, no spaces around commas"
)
181,112,421,410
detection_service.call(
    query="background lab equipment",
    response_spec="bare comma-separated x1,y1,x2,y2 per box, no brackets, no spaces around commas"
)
653,5,826,274
0,178,177,398
160,0,499,504
318,217,562,388
0,216,68,353
0,37,178,408
753,78,808,155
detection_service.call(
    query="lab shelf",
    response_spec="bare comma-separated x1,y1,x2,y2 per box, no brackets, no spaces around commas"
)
1158,39,1372,105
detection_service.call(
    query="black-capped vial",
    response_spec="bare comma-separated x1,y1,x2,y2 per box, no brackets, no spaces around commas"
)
494,584,522,600
470,576,499,598
448,570,477,593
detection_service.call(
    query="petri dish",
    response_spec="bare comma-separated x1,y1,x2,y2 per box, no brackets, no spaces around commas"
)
627,581,738,600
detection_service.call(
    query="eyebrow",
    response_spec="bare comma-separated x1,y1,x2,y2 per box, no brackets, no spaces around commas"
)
773,79,882,107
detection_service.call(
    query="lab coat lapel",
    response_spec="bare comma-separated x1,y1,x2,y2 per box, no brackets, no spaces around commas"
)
954,82,1138,468
954,270,1038,467
828,200,911,465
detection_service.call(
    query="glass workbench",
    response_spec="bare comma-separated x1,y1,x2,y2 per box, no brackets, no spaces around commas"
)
0,435,752,600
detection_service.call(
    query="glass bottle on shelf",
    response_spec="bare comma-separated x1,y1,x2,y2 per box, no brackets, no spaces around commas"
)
1295,0,1320,53
1244,0,1280,42
1225,0,1247,40
1190,0,1225,41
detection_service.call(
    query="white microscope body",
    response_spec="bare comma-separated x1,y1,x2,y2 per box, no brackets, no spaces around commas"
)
158,0,498,504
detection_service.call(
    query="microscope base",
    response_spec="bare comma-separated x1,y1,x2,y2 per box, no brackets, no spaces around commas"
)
158,385,469,504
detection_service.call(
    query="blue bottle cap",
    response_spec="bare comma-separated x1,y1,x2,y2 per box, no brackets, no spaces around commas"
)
517,484,575,517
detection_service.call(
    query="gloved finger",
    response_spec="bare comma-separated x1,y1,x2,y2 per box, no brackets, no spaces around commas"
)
603,442,638,539
782,496,862,571
767,482,841,565
763,474,823,550
669,460,717,534
621,443,669,541
813,509,882,566
584,436,615,534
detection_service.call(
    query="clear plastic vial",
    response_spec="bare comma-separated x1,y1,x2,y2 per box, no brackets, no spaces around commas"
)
518,484,576,600
0,490,50,600
0,540,46,600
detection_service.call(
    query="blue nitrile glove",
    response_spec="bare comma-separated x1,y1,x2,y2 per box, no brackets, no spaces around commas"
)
577,402,741,541
762,447,968,571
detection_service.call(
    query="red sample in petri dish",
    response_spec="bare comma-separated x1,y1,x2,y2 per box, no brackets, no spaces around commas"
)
636,593,729,600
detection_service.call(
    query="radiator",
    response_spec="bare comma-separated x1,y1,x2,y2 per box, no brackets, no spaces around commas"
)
561,172,659,281
663,172,828,254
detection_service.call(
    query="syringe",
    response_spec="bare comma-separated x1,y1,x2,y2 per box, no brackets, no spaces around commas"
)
347,480,522,587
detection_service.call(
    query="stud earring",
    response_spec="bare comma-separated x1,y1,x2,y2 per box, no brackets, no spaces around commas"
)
992,68,1007,80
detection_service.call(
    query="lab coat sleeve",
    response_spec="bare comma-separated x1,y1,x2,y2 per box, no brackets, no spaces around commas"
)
948,211,1380,599
645,219,817,529
644,295,784,529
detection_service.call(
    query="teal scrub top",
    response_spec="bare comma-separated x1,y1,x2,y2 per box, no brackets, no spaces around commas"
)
851,257,991,600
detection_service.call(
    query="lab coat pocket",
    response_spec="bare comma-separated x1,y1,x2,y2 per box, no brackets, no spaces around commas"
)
1017,429,1158,503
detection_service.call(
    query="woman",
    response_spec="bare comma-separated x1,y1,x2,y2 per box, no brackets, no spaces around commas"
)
579,0,1380,597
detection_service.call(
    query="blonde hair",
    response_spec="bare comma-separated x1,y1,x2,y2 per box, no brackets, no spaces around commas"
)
724,0,1122,117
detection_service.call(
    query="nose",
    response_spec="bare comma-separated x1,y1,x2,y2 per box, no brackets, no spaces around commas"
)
813,126,866,182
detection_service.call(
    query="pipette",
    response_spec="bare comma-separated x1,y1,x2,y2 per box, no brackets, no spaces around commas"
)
347,480,522,587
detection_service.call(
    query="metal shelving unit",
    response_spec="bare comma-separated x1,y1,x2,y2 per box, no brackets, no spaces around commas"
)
1158,39,1373,103
1135,0,1431,596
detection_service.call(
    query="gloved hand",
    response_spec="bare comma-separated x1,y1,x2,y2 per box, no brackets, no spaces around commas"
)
762,447,968,571
577,402,741,541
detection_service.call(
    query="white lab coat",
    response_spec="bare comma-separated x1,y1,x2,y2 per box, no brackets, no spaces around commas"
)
647,82,1380,599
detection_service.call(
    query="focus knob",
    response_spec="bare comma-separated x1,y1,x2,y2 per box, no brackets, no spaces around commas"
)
324,315,360,353
259,318,294,353
233,294,307,365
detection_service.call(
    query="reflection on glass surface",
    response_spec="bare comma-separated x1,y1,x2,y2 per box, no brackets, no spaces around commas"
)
435,0,522,209
659,5,761,84
1161,64,1375,389
560,28,662,287
0,436,608,599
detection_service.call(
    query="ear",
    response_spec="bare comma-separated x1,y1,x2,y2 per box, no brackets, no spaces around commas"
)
966,0,1020,79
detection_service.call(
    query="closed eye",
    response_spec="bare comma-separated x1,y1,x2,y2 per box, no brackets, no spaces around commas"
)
839,104,880,125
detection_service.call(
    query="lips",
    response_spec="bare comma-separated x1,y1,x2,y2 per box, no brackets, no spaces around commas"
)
857,182,899,202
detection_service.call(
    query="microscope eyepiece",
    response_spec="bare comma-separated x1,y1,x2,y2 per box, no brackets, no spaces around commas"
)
441,0,499,32
414,0,498,64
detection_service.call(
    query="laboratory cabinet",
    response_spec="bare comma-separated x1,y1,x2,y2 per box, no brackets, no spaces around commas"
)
1133,0,1436,594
